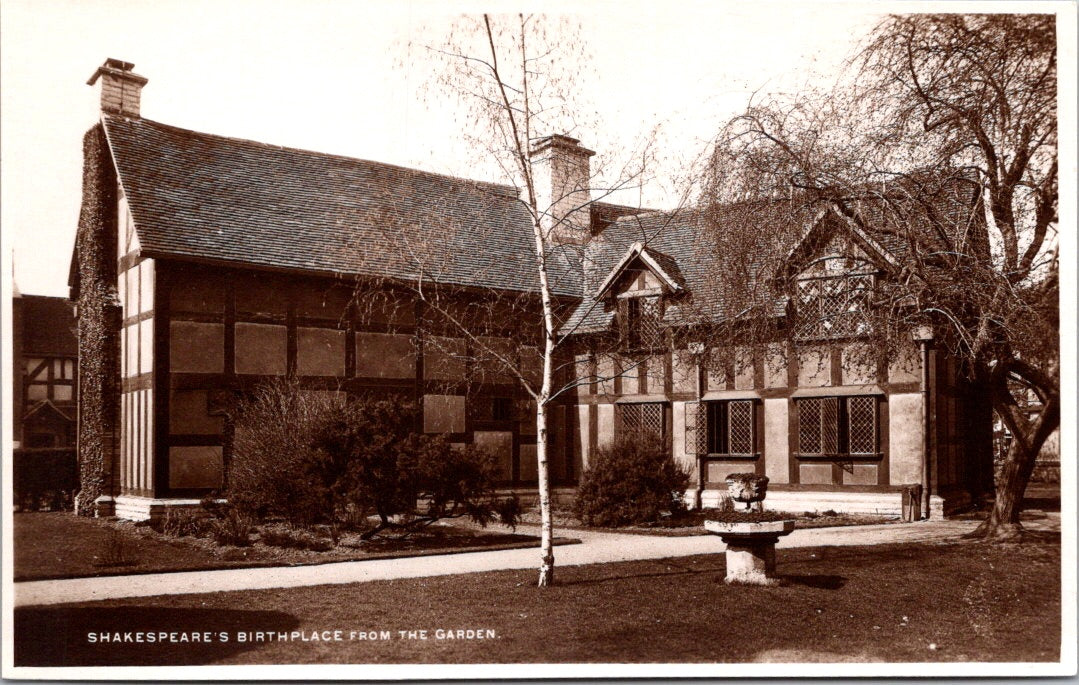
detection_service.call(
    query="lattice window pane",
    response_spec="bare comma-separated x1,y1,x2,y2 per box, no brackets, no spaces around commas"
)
620,402,665,441
639,296,663,347
623,296,664,350
727,400,754,454
821,397,839,454
847,396,877,454
684,401,706,455
798,398,822,453
795,273,874,340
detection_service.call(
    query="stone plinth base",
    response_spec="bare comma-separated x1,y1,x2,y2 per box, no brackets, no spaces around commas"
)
723,538,781,585
93,495,115,518
114,495,224,522
704,519,796,586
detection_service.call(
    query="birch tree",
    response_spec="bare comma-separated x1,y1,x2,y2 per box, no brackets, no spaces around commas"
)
351,14,673,586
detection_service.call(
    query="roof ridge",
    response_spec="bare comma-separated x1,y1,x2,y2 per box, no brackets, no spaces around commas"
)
102,114,520,196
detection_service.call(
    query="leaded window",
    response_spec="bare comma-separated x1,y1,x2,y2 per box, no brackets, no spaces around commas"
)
619,295,664,350
706,400,756,455
796,396,879,456
794,258,875,340
619,402,665,441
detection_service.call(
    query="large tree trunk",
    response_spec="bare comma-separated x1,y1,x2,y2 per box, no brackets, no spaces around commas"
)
976,437,1040,540
973,391,1059,541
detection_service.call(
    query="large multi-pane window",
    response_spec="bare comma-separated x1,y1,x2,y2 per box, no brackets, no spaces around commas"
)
706,400,756,456
619,402,665,441
796,396,879,456
794,256,876,340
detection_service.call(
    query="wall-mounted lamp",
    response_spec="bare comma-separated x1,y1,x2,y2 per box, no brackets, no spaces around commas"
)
911,325,934,343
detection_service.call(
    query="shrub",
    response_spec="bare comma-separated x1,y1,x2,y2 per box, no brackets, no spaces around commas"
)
402,435,520,530
228,379,359,528
157,508,209,537
210,509,253,547
228,379,518,540
574,434,690,527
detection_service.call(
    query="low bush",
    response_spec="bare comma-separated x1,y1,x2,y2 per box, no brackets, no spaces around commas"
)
157,508,209,538
401,435,520,532
210,509,253,547
574,434,690,527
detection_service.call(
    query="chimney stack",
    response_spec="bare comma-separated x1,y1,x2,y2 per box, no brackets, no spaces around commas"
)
529,134,595,245
87,58,147,117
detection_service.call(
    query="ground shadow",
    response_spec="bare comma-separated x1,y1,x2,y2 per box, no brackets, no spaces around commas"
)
779,574,848,590
14,605,300,666
557,559,726,588
1022,496,1060,513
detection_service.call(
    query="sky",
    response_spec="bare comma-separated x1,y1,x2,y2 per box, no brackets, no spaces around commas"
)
0,0,1065,297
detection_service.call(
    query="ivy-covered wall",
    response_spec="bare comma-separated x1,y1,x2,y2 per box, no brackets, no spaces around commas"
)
74,124,121,515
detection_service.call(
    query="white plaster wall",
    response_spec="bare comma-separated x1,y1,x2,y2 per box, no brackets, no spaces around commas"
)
596,354,616,395
889,393,924,485
672,350,695,393
888,340,921,384
764,398,789,484
138,259,154,314
577,405,591,470
734,348,755,390
764,344,788,389
620,360,640,395
841,345,876,385
671,401,697,478
597,403,614,448
707,348,727,390
138,319,153,375
798,348,830,387
423,394,466,434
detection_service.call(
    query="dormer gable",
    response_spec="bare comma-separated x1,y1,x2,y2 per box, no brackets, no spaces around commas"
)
783,207,895,281
592,242,686,350
594,241,685,301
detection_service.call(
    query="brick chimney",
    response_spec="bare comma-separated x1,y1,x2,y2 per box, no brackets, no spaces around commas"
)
87,58,148,117
529,134,595,245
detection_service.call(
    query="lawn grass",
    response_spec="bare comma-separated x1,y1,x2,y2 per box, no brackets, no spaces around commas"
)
13,536,1060,666
13,512,571,581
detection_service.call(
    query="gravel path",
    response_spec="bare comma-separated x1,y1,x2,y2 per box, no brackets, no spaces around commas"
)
14,514,1059,607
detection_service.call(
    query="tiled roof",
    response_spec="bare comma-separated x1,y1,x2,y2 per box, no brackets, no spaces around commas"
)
101,115,583,297
16,295,77,356
561,201,807,335
560,181,982,337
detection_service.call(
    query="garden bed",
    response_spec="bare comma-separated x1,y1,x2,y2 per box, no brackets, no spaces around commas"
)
518,506,900,536
14,512,576,582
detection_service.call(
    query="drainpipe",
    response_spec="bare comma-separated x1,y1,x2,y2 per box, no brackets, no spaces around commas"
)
912,326,934,520
689,342,705,509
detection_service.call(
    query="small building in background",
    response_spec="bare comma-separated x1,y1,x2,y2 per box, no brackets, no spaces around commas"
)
11,292,78,449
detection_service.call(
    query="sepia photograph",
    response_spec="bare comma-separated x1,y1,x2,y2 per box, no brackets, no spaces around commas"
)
1,0,1074,678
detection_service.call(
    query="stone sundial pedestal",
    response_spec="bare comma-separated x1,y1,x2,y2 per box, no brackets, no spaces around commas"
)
704,518,796,585
704,474,795,586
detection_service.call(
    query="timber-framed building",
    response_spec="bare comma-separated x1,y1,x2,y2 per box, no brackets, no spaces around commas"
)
71,59,992,520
